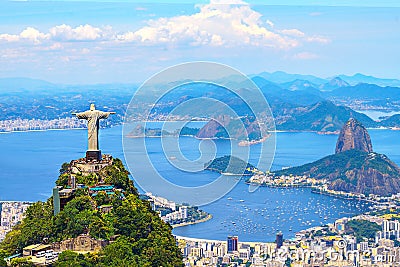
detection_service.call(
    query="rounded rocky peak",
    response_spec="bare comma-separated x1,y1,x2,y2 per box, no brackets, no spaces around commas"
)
335,118,373,154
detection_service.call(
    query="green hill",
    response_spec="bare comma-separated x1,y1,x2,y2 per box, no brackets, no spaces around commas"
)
380,114,400,128
276,101,377,132
0,158,183,266
274,149,400,196
205,155,259,175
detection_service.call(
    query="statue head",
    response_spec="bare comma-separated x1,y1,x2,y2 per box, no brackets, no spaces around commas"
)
90,104,95,111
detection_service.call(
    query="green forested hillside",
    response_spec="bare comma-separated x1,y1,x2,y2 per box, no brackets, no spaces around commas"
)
205,155,258,175
276,101,377,132
0,159,183,267
274,149,400,196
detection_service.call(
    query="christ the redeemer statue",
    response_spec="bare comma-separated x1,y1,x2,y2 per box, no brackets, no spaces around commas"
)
73,104,115,161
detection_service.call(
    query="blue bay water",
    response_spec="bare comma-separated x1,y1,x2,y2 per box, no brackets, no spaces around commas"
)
1,126,399,241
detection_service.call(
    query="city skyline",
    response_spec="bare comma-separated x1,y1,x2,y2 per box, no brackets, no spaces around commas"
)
0,0,399,84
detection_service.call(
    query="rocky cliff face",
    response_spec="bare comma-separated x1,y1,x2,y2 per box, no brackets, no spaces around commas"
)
326,152,400,196
335,118,373,154
274,119,400,196
196,116,262,141
195,115,230,139
275,149,400,196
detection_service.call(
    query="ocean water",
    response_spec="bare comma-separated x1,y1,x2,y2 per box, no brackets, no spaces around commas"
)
1,126,400,241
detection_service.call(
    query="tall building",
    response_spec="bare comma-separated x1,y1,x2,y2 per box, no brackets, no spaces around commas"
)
227,235,238,253
275,232,283,249
376,219,400,242
359,241,369,252
53,187,61,216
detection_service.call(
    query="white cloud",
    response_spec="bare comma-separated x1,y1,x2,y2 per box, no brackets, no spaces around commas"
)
20,27,49,43
293,52,319,60
0,1,329,50
40,42,64,51
209,0,248,4
0,24,112,44
0,27,48,44
0,33,20,42
309,12,323,17
135,7,147,11
281,29,305,38
117,2,316,49
307,36,330,44
266,20,275,28
49,24,110,41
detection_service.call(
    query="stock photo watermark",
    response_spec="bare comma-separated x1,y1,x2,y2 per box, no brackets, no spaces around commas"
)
269,239,396,266
122,62,276,206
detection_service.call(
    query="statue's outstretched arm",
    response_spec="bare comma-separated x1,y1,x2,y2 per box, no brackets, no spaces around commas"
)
99,111,116,119
72,111,89,119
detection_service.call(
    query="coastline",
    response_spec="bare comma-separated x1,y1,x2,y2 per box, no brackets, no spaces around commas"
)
0,127,86,134
238,135,270,146
246,182,314,189
0,124,124,134
2,124,397,135
247,181,380,207
172,214,213,229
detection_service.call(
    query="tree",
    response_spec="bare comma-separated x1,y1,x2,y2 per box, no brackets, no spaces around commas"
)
100,159,138,195
93,192,110,207
55,251,95,267
0,200,54,253
0,249,9,266
56,173,69,187
347,220,380,241
54,196,98,239
111,195,183,266
9,257,35,267
98,236,144,267
59,162,70,175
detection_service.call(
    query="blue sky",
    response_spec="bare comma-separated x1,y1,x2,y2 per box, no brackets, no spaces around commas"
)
0,0,399,84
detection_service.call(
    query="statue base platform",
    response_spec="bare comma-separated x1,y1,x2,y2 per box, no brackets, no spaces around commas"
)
70,154,113,175
86,150,102,162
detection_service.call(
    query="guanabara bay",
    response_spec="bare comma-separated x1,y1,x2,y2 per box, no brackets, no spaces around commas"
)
2,1,400,267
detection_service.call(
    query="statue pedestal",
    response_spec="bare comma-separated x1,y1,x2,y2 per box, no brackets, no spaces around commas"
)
86,150,101,162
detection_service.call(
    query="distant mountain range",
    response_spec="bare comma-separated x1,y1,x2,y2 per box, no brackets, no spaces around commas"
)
0,77,57,93
276,101,378,132
255,71,328,85
253,71,400,87
336,73,400,87
2,72,400,132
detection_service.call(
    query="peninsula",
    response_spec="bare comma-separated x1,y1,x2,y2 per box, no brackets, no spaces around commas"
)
249,118,400,197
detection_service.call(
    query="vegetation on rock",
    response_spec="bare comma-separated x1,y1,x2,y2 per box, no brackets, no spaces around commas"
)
205,155,258,175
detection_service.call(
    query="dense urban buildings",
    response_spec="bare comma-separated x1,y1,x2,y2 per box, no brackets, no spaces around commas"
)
0,202,31,241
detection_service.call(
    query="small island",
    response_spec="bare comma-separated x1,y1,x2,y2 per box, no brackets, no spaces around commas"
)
205,155,261,176
126,124,200,138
